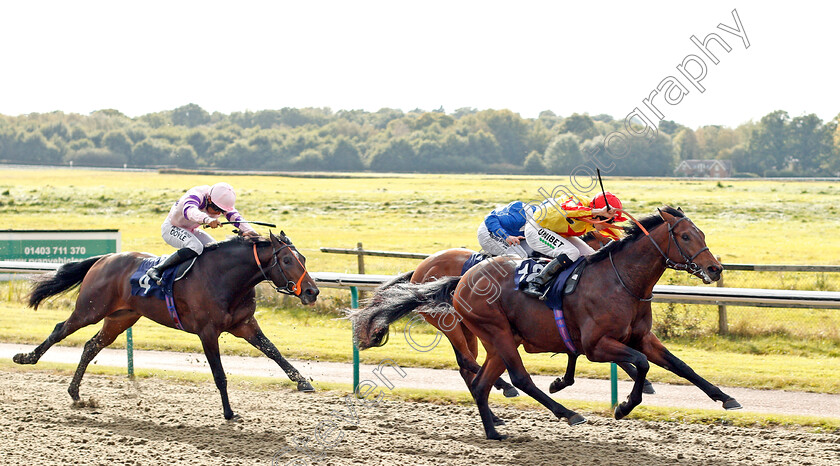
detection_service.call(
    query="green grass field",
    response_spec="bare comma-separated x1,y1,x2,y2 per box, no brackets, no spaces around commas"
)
4,167,840,268
1,167,839,396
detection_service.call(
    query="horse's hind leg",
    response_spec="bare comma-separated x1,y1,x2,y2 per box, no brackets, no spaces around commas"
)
451,346,505,426
68,313,140,402
448,323,518,398
491,332,586,427
549,353,579,393
13,320,67,364
547,357,655,395
229,318,314,392
469,350,509,440
14,296,110,365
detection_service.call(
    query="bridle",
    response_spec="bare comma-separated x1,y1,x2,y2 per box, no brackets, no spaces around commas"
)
252,239,308,296
647,216,709,278
609,212,710,301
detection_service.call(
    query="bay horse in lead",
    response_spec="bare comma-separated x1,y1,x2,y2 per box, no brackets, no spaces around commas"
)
352,207,741,439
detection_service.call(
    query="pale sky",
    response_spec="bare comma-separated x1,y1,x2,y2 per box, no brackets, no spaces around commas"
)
0,1,836,129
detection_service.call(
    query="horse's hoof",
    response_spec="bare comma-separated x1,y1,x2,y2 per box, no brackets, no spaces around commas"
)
13,353,33,365
492,416,506,426
226,413,242,422
486,432,508,441
502,386,519,398
643,381,656,395
548,378,568,394
567,413,587,426
297,380,315,392
723,398,742,410
614,402,630,420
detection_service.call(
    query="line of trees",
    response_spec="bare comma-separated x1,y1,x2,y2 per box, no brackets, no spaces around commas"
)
1,104,838,176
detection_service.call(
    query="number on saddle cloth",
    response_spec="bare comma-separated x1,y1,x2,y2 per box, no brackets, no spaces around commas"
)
130,255,198,299
514,258,587,309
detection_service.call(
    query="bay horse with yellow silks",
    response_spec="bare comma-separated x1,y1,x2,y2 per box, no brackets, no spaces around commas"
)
14,231,319,421
352,207,741,439
367,236,653,402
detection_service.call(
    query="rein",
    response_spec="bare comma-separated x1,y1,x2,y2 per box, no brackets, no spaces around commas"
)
611,210,709,301
252,242,307,296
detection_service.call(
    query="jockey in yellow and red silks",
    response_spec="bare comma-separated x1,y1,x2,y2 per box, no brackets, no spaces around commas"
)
522,192,627,299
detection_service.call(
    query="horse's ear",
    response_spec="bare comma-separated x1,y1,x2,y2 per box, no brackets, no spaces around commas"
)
268,230,279,245
658,207,674,222
677,206,683,212
280,230,286,237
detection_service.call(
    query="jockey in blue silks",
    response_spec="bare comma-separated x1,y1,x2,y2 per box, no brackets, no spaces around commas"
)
477,201,537,258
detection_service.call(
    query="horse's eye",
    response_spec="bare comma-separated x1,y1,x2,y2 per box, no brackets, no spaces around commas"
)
282,256,292,265
681,233,690,241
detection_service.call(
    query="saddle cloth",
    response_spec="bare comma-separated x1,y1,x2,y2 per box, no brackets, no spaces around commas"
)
129,255,196,300
461,252,491,275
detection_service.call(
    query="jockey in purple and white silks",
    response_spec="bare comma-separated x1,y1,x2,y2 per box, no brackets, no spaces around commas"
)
477,201,537,258
146,182,258,284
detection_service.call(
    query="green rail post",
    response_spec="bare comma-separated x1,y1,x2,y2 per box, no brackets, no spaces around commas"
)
351,286,360,394
610,362,618,408
126,326,134,379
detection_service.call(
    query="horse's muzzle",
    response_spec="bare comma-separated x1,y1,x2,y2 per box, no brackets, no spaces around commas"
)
300,287,319,305
705,264,723,283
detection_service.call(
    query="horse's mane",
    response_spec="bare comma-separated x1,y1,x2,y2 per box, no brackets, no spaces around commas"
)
586,206,684,263
204,234,277,252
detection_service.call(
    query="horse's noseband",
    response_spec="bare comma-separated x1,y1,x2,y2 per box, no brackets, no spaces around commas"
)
253,242,308,296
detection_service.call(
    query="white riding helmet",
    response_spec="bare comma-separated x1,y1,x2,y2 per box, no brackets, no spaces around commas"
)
209,182,236,212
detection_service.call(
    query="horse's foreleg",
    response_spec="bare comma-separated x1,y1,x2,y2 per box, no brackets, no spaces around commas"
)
68,314,140,401
617,361,656,395
640,333,740,410
198,331,237,420
585,337,650,420
229,318,314,392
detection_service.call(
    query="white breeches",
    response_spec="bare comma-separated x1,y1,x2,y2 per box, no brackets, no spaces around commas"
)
161,219,215,254
523,222,596,260
477,223,530,258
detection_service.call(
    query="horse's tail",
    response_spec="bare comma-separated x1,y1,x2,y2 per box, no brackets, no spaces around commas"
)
365,270,414,307
348,275,461,350
29,256,103,310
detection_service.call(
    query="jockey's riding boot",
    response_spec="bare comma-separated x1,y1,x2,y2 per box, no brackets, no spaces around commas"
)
146,248,198,285
522,254,574,299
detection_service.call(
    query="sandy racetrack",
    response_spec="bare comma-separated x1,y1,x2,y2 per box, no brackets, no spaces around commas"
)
0,368,837,466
